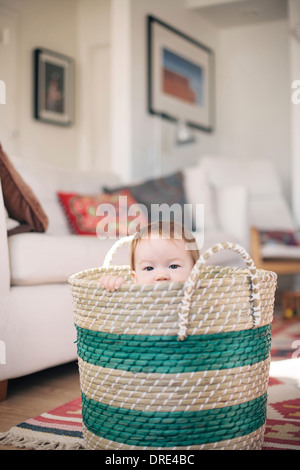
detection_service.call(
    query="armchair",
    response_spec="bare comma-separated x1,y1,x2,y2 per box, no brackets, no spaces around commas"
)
250,226,300,275
200,156,300,277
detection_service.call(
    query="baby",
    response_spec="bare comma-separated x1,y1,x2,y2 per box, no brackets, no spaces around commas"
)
99,221,200,291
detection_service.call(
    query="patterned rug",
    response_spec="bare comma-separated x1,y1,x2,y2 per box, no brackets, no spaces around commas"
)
0,318,299,450
263,318,300,450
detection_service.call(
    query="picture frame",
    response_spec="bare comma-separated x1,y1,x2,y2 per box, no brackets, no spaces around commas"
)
147,15,214,133
34,48,75,126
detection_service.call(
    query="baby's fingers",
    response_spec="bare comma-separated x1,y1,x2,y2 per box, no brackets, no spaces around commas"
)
100,275,124,292
99,275,114,290
114,276,125,290
106,276,117,292
107,276,124,291
99,275,110,289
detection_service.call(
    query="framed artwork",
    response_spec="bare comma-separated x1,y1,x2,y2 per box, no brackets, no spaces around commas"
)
34,48,75,126
147,15,214,133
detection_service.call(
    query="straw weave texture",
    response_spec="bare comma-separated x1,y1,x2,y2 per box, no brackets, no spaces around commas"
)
78,357,270,412
71,265,275,336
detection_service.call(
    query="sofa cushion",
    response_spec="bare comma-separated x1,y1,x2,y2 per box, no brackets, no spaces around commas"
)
8,233,131,286
249,195,295,230
195,229,246,268
10,156,121,235
8,229,245,286
57,190,147,236
201,156,295,232
201,156,282,197
0,144,49,234
103,171,193,230
182,164,217,231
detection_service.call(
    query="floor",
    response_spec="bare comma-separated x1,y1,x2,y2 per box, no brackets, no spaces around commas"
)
0,361,81,450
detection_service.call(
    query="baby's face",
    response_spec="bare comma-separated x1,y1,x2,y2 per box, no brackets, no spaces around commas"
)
132,237,194,285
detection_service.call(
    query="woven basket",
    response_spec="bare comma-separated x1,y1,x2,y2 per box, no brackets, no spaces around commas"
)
68,238,277,450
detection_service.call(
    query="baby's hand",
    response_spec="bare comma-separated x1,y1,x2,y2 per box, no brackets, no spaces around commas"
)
99,275,125,292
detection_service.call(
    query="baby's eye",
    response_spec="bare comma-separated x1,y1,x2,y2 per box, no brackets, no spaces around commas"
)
144,266,154,271
169,264,179,269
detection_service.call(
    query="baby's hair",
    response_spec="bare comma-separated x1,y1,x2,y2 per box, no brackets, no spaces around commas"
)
130,220,200,271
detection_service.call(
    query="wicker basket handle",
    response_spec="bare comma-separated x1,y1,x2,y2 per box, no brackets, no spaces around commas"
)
103,235,134,267
178,241,261,341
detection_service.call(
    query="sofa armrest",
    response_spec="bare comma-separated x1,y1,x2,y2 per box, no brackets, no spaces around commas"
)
215,185,249,250
0,179,10,296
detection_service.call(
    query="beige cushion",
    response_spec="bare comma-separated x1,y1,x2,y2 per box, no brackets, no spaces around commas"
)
10,156,121,235
201,156,282,197
249,196,295,230
183,164,217,231
8,230,244,286
8,233,130,286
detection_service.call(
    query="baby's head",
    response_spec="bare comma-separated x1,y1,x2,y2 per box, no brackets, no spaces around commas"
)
130,221,200,285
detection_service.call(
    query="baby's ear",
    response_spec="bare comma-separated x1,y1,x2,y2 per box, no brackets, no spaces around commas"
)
131,271,137,283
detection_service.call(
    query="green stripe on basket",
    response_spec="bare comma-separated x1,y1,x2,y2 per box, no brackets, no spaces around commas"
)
76,324,271,374
81,392,267,447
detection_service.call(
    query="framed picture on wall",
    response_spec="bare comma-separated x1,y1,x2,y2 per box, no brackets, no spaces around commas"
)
34,48,75,126
147,15,214,133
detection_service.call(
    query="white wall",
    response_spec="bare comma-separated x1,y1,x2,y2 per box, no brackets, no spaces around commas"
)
130,0,219,181
1,0,219,182
289,0,300,225
12,0,79,168
77,0,111,172
0,2,18,157
0,0,112,171
0,0,294,203
216,19,291,201
109,0,132,183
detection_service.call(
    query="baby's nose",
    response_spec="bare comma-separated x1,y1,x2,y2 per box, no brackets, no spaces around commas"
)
155,270,170,282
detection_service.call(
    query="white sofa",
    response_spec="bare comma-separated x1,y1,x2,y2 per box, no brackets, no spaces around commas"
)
200,156,298,259
1,154,282,396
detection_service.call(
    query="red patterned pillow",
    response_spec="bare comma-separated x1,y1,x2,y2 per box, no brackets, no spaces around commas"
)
57,190,147,236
